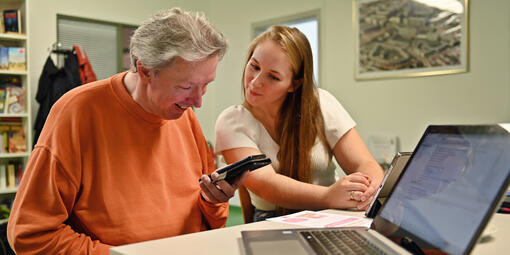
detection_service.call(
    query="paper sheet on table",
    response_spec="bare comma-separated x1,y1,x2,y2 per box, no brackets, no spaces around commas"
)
266,210,373,228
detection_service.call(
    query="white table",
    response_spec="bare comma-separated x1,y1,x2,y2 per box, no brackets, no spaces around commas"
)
110,210,510,254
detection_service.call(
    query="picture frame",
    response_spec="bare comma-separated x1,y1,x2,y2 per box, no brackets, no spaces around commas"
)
353,0,469,80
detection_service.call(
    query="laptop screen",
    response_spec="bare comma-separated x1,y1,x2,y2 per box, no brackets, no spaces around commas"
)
373,125,510,254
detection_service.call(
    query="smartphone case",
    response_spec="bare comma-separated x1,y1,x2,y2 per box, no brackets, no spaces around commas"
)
202,154,271,184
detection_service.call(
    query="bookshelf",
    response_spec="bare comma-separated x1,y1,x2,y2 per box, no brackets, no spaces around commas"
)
0,187,15,194
0,0,30,199
0,69,26,75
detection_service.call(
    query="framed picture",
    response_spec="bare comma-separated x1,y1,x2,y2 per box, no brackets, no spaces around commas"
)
353,0,469,80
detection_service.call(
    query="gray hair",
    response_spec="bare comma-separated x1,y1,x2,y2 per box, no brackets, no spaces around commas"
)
129,7,227,71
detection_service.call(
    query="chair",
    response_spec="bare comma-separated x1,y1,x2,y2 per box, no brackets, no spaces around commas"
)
238,185,254,223
0,220,15,255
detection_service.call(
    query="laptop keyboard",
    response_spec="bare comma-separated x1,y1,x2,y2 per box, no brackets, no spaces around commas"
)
300,229,389,255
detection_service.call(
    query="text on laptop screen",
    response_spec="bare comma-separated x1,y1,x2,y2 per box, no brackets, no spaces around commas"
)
379,127,510,254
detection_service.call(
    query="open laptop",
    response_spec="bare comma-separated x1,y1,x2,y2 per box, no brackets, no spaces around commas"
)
242,124,510,255
365,152,412,218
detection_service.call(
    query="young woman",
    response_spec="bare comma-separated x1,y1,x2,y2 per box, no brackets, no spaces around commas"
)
215,26,383,221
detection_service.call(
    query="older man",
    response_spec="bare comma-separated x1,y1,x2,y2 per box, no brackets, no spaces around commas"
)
8,8,245,254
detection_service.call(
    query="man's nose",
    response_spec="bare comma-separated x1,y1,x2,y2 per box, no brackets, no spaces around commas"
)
190,86,204,108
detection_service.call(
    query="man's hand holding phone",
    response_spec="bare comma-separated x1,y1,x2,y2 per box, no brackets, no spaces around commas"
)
199,154,271,203
199,171,249,203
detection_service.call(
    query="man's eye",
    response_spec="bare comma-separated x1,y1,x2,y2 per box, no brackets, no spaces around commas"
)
180,86,192,90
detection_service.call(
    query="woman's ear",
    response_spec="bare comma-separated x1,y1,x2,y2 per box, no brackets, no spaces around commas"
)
288,78,303,92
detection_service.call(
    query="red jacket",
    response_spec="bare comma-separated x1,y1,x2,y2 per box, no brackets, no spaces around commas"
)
73,45,97,84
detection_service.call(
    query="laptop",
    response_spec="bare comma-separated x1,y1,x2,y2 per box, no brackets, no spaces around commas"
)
242,124,510,255
365,152,412,218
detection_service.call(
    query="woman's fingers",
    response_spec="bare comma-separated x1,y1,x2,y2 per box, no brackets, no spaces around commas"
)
346,174,370,186
345,182,369,194
359,178,380,201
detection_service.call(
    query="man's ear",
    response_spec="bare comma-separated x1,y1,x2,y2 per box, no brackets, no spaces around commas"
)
288,78,303,92
136,61,151,83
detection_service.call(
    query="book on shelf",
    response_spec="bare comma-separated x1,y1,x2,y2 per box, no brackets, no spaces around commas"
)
0,116,22,152
0,76,25,114
0,12,3,33
0,161,23,190
2,9,21,34
6,163,15,188
0,164,5,189
5,85,25,114
0,75,20,86
8,124,25,153
16,162,23,185
0,124,8,153
0,47,8,70
8,47,25,71
0,87,5,114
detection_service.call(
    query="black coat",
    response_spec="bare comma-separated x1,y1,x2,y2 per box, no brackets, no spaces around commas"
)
33,54,82,147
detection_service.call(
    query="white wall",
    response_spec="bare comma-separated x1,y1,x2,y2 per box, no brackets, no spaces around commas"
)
26,0,211,126
27,0,510,154
199,0,510,153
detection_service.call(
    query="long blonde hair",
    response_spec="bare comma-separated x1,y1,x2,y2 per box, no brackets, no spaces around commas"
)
242,26,330,213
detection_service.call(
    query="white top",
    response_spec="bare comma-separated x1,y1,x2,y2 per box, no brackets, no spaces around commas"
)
215,88,356,211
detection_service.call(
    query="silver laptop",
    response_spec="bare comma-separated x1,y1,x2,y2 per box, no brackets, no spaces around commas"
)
365,151,412,218
242,124,510,255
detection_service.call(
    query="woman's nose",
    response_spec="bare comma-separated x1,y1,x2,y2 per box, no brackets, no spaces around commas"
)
251,73,263,88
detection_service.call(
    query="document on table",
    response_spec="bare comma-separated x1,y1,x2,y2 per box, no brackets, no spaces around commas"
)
266,210,373,228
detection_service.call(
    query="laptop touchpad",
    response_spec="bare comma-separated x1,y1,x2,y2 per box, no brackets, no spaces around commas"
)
249,240,308,255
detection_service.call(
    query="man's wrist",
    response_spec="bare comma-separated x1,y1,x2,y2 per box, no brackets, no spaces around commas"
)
200,191,221,205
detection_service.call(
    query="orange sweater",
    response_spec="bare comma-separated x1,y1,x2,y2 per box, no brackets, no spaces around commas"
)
7,72,228,254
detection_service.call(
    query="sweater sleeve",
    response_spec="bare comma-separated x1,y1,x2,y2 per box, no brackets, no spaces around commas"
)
187,109,229,229
7,147,111,255
196,143,229,229
197,196,229,229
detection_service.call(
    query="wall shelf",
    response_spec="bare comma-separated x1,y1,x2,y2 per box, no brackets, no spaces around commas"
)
0,187,18,194
0,33,26,41
0,113,29,118
0,69,27,76
0,152,30,158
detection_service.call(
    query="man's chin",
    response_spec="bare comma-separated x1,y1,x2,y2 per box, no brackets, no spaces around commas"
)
164,111,185,120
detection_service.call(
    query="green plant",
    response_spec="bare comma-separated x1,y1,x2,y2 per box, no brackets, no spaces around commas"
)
0,204,10,219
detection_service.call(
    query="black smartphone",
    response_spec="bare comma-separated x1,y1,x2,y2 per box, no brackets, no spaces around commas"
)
201,154,271,184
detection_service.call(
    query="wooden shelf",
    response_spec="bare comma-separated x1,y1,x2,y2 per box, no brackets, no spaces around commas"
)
0,187,17,194
0,32,26,41
0,69,27,75
0,152,29,158
0,113,28,118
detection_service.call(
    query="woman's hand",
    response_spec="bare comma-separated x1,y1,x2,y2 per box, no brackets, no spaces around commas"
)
355,176,382,210
325,172,372,210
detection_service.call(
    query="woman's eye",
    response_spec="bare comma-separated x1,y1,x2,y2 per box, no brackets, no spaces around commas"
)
270,75,280,81
250,63,260,70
